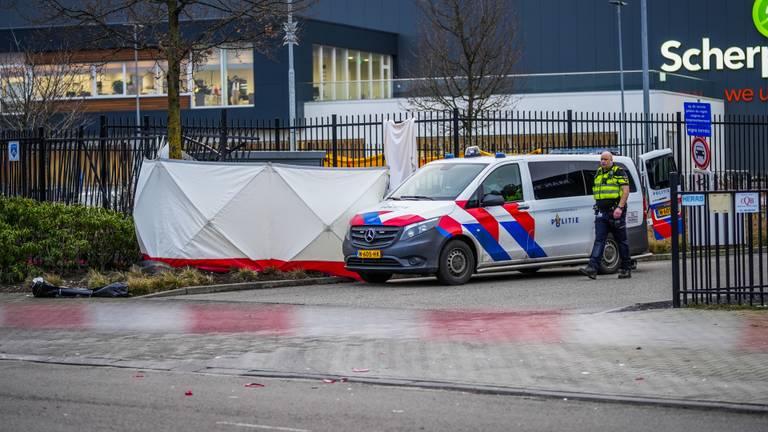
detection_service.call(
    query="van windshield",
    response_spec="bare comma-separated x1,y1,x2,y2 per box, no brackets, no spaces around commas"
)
390,163,488,201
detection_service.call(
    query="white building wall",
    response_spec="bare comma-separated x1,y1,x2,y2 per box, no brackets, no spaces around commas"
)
303,90,724,118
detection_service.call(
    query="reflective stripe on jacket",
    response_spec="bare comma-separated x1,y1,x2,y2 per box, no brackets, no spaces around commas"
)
593,165,628,200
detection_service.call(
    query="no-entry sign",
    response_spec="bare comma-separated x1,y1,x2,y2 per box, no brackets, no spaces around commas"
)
691,136,711,170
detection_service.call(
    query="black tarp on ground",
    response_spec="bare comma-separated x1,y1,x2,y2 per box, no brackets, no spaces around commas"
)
31,278,130,298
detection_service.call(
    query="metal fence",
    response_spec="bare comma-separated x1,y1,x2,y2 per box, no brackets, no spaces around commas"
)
671,172,767,307
2,109,768,214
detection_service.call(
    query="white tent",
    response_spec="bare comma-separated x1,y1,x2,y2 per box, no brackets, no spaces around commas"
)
134,159,388,277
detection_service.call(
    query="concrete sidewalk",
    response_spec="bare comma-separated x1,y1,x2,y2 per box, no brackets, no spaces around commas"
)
0,297,766,412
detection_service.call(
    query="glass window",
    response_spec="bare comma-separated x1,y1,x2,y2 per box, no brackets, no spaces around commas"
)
96,62,124,96
390,163,488,201
321,46,332,101
226,47,253,105
372,55,382,99
361,52,371,99
347,50,360,100
529,161,588,200
580,161,637,194
312,45,321,100
335,48,347,99
645,155,676,190
128,60,161,96
480,164,523,203
193,48,222,107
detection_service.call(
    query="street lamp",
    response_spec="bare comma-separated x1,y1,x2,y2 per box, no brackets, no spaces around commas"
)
609,0,627,146
283,0,299,151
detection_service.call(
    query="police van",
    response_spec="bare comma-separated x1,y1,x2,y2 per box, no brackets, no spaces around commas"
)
343,146,675,284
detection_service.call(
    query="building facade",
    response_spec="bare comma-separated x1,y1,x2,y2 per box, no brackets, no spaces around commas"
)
1,0,767,122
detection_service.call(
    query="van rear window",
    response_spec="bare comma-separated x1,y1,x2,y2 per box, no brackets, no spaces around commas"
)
529,161,637,200
529,161,587,199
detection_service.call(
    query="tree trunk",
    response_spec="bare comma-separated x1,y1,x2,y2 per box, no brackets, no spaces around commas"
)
166,0,183,159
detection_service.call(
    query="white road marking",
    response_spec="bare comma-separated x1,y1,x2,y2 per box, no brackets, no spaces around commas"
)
216,421,311,432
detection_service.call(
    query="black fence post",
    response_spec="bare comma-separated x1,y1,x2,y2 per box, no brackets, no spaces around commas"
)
74,126,84,205
676,112,683,172
99,115,109,209
274,117,281,151
331,114,338,167
452,108,460,156
37,127,46,202
219,109,228,160
567,109,574,149
671,171,681,308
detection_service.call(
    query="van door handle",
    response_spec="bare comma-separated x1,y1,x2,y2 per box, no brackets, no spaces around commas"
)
517,204,530,210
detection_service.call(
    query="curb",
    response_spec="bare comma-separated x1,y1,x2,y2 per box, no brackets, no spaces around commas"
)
135,276,355,299
638,253,672,261
2,355,766,415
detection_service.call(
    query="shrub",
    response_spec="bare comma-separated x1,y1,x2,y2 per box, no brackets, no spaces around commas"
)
0,197,141,283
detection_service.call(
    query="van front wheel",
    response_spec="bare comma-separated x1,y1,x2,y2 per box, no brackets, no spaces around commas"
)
436,239,475,285
599,234,621,274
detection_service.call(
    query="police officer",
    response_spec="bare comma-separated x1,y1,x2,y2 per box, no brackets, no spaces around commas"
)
580,151,632,279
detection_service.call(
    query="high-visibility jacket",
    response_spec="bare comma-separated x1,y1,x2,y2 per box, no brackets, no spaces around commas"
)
593,165,628,201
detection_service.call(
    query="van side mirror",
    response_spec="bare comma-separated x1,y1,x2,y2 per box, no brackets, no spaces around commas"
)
482,194,505,207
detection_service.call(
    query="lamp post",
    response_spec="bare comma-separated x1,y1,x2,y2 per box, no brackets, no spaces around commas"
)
609,0,627,146
640,0,651,152
283,0,299,151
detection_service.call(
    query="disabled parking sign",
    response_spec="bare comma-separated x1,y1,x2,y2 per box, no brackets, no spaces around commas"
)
8,141,19,162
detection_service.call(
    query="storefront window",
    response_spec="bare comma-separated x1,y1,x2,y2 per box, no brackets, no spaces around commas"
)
96,62,124,96
226,48,253,106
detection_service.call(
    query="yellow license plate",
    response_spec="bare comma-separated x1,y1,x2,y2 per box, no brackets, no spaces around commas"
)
357,250,381,259
656,206,671,217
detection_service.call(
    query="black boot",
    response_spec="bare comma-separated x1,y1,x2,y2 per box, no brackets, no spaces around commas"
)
579,266,597,280
618,269,632,279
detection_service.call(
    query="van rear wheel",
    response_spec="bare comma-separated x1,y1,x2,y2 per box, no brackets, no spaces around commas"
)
598,234,621,274
436,239,475,285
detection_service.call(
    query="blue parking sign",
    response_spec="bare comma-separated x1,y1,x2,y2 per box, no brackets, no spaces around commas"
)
684,102,711,137
8,141,19,162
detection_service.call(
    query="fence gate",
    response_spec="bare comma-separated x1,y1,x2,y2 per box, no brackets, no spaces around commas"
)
670,172,767,307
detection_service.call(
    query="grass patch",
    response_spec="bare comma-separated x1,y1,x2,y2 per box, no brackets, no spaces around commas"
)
17,264,328,297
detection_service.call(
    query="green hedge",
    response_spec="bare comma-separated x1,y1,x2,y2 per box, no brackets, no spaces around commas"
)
0,197,141,283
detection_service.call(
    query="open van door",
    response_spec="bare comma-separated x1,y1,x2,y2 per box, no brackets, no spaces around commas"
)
638,149,679,239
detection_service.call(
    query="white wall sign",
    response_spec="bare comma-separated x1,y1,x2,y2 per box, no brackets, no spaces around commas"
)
709,193,731,213
735,192,760,213
8,141,19,162
682,194,706,206
661,38,768,77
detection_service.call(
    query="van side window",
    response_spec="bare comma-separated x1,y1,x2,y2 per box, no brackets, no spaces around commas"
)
579,161,637,193
529,161,587,199
645,155,677,190
479,164,523,203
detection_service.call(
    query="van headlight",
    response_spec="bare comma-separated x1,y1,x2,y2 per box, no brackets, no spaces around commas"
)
400,218,439,240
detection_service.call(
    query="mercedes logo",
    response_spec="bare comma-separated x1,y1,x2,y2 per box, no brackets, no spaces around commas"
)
365,228,376,243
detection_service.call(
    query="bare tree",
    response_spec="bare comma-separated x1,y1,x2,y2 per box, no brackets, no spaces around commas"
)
407,0,519,136
0,37,88,132
29,0,305,159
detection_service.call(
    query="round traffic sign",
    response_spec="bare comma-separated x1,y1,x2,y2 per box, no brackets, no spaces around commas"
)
690,136,711,170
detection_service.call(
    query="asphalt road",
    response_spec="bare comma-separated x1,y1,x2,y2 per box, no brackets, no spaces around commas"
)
1,361,766,432
186,260,673,313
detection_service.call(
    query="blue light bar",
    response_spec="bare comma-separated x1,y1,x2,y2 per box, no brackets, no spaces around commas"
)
444,153,455,159
495,152,506,158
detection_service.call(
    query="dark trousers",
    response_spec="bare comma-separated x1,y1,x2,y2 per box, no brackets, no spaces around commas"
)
588,211,631,271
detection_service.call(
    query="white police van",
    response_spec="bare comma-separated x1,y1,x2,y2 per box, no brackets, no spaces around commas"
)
343,147,673,284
